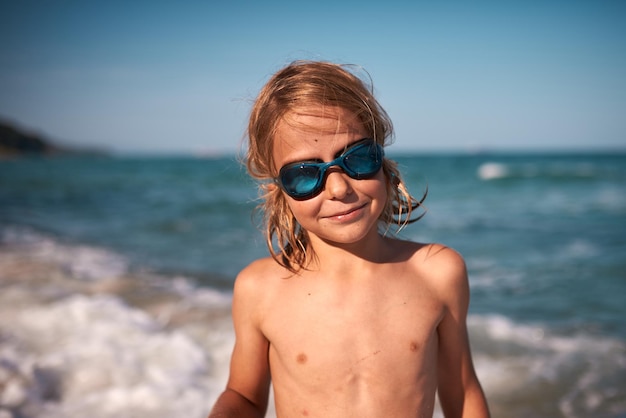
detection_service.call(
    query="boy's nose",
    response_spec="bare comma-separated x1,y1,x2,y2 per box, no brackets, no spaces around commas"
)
324,170,353,200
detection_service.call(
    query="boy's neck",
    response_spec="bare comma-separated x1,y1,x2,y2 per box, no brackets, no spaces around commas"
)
305,230,395,275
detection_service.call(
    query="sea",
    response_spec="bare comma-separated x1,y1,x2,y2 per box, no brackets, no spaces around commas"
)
0,150,624,418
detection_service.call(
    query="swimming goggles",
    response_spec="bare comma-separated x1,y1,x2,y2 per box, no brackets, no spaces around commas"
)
275,138,384,200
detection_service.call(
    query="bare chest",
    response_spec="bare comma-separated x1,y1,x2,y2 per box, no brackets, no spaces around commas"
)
262,278,443,392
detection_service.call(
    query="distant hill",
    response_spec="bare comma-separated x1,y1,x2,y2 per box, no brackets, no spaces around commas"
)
0,119,107,157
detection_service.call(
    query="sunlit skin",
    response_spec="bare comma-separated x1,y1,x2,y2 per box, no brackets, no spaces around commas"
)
209,107,490,418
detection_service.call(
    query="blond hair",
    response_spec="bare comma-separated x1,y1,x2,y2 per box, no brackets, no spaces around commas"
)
246,60,425,272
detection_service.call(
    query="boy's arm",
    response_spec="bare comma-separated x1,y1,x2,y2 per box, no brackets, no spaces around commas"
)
209,388,268,418
432,246,490,418
208,267,271,418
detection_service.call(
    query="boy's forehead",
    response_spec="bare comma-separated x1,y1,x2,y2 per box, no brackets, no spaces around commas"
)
272,107,368,165
278,106,363,134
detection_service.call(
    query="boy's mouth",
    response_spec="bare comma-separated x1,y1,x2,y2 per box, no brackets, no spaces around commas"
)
324,203,367,220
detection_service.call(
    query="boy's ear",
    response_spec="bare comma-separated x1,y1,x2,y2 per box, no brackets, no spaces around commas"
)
266,182,278,193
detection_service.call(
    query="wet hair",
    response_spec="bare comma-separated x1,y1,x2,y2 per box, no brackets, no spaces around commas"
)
246,60,425,273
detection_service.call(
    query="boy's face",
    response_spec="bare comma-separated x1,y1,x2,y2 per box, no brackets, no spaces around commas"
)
272,106,387,248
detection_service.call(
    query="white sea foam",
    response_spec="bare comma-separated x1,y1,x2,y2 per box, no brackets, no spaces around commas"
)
0,294,231,418
0,229,237,417
556,238,600,261
477,162,509,180
1,288,623,417
468,314,626,417
1,227,128,281
477,160,613,182
1,228,623,417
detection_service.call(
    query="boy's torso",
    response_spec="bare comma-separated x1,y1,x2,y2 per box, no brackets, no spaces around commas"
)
257,241,445,417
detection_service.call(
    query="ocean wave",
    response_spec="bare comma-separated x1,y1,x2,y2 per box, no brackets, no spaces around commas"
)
0,236,235,418
468,314,626,417
1,226,624,417
0,294,230,418
1,226,129,281
477,162,509,180
476,161,614,182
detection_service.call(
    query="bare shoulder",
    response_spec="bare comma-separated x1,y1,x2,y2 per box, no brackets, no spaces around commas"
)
236,256,283,284
413,243,466,274
391,240,465,273
232,257,286,314
234,256,287,295
402,241,469,300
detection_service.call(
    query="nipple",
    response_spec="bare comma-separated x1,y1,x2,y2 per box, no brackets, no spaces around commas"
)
296,353,308,364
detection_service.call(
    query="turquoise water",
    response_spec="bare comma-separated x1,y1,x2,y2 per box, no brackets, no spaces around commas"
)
1,152,625,417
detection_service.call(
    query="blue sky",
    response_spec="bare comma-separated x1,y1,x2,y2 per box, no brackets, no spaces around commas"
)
1,0,625,154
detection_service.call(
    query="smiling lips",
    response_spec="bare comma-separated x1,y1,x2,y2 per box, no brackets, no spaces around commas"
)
324,203,367,221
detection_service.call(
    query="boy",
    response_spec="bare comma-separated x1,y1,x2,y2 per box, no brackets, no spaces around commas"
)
209,61,489,417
